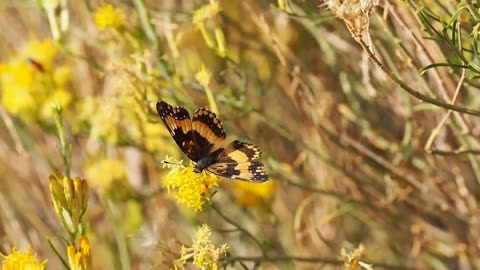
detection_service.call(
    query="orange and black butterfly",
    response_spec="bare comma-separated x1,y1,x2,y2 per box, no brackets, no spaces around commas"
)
156,101,269,183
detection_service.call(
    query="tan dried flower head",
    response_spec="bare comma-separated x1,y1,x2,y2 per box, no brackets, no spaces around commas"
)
325,0,379,38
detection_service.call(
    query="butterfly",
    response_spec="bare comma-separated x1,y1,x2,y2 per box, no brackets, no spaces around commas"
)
156,100,269,183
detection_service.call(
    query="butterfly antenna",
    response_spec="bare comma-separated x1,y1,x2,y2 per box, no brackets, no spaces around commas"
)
161,160,194,168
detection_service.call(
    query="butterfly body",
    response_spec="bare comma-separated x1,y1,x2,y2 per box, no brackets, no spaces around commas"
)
193,153,220,173
156,101,269,182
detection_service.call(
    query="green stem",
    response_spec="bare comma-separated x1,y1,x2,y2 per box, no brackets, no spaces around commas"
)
105,200,131,270
210,203,265,253
53,106,71,178
48,239,70,270
358,38,480,116
131,0,174,89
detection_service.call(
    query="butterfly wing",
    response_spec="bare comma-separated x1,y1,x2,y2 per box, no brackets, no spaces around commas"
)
156,101,199,161
207,161,269,183
218,140,262,161
192,108,226,157
207,140,269,182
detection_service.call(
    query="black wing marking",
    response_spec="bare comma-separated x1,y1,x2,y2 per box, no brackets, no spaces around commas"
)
156,101,199,161
217,140,262,163
207,160,269,183
192,107,226,157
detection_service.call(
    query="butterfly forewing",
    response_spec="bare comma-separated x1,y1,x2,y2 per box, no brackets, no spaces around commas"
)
192,108,226,156
218,140,262,162
156,101,199,161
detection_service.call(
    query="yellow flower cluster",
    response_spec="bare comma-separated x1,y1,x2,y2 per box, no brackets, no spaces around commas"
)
0,39,72,121
229,179,275,207
192,0,226,57
84,158,126,191
180,224,228,270
195,64,212,88
192,0,220,24
67,236,92,270
195,64,219,114
163,161,219,212
73,85,166,149
94,4,126,30
49,172,89,235
0,246,47,270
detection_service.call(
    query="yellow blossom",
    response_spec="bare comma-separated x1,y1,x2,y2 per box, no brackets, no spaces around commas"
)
192,0,220,25
40,88,73,119
49,172,89,235
195,64,212,88
227,179,275,207
0,60,35,116
0,39,72,121
84,158,126,191
94,5,125,30
0,246,47,270
80,95,139,143
142,121,176,153
67,236,92,270
192,0,227,58
21,39,58,70
180,224,228,270
163,161,219,212
53,65,72,86
194,64,219,114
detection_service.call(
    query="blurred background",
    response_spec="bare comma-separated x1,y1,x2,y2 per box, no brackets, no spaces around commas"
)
1,0,480,269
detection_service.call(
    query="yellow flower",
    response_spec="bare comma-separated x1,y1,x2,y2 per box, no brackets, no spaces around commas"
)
40,88,73,119
142,121,172,153
192,0,226,57
193,0,220,25
0,246,47,270
53,65,72,86
180,224,228,270
194,64,219,114
84,158,126,191
87,97,139,143
21,39,58,70
49,172,89,235
94,5,125,30
0,39,72,121
195,64,212,88
226,179,275,207
163,161,219,212
67,236,92,270
0,60,35,116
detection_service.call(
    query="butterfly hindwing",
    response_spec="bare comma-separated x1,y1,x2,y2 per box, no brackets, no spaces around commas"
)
207,161,268,183
206,140,268,182
218,140,262,162
192,108,226,156
156,101,199,161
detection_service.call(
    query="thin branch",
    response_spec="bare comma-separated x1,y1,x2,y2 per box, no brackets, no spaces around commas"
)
210,203,265,253
430,149,480,155
221,255,420,270
425,20,478,155
357,38,480,116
